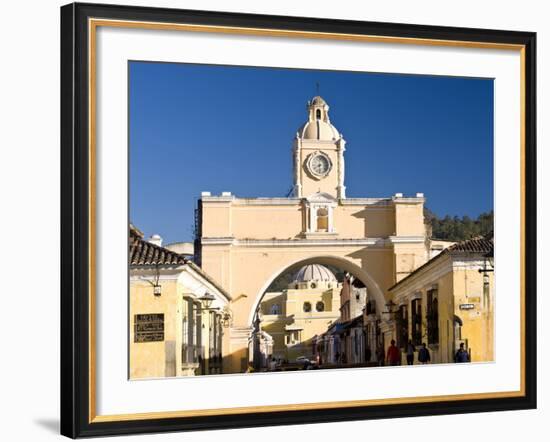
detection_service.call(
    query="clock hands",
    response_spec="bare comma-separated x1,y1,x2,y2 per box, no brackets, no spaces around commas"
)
309,153,330,176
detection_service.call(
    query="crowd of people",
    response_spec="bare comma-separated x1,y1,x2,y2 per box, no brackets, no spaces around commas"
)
246,340,471,373
381,339,470,366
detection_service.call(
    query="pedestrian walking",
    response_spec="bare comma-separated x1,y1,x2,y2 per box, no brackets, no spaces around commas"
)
454,343,470,363
386,339,401,366
418,343,431,364
365,346,372,363
406,340,415,365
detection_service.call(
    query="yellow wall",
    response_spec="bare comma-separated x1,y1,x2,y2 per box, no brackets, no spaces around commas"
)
260,287,341,361
391,256,494,365
333,205,396,238
129,279,181,379
453,268,494,362
231,205,303,239
201,202,231,238
199,195,427,373
201,199,425,241
395,202,426,236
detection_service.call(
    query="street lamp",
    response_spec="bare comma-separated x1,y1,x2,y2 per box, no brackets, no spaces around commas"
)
478,250,494,310
478,250,494,273
199,292,215,310
142,263,162,296
478,250,494,284
384,300,397,319
220,306,233,328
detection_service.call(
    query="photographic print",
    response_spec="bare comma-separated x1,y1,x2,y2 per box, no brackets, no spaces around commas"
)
129,63,495,379
61,4,536,436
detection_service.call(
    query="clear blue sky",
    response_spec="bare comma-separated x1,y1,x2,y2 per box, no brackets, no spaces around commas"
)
130,61,493,244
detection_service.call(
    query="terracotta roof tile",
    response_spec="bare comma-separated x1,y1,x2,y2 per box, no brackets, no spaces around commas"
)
446,236,493,254
129,227,186,266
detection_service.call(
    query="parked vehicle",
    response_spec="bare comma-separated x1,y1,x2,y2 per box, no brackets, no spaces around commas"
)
295,356,315,366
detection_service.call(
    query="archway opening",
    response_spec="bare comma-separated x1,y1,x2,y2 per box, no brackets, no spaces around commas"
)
248,256,386,371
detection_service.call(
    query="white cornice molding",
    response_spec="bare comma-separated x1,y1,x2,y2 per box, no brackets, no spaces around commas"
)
130,266,183,280
201,196,425,207
388,236,426,244
200,237,235,245
392,197,426,204
340,198,392,206
232,198,302,206
201,195,234,203
201,236,425,248
179,266,231,304
452,258,487,269
203,237,388,247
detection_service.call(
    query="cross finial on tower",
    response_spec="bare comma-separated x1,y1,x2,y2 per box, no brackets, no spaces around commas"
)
316,81,320,96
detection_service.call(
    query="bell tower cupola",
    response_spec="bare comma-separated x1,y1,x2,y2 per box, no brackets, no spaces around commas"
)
292,96,346,199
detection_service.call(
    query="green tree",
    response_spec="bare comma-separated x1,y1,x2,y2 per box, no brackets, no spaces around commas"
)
428,209,493,241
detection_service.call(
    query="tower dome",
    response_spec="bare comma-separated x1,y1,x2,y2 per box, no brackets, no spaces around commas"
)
297,96,341,141
292,264,337,283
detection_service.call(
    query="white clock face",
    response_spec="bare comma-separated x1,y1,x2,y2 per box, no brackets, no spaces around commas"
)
309,153,331,177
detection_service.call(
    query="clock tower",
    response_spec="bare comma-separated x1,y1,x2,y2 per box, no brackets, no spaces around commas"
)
292,96,346,199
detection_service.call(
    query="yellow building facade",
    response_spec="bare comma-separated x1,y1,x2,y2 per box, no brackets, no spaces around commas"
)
388,235,494,364
196,96,430,373
258,264,342,363
129,226,231,379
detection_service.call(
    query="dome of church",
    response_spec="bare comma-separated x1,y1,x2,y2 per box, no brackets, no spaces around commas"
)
298,120,340,141
310,95,327,106
292,264,337,283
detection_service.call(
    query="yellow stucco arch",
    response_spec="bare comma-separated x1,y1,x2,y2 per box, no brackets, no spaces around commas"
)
246,255,387,326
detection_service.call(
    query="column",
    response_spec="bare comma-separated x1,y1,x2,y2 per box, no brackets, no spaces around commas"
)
308,205,315,232
293,138,302,197
365,314,378,362
336,139,346,199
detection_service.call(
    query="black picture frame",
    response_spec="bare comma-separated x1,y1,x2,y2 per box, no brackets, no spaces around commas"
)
61,2,537,438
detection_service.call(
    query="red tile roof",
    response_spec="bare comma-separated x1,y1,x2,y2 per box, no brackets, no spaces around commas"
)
129,226,186,266
129,225,232,301
445,236,493,254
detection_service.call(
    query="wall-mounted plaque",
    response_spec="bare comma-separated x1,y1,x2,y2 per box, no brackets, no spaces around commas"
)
459,304,475,310
134,313,164,342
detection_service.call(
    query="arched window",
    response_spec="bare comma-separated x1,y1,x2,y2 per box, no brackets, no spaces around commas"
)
316,208,329,232
270,304,281,315
303,302,312,313
316,301,325,312
316,109,321,120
